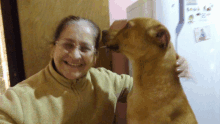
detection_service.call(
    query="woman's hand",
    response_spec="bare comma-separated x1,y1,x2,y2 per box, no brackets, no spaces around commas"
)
176,54,191,79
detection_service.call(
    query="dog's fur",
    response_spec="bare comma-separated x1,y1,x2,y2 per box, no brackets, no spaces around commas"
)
104,18,197,124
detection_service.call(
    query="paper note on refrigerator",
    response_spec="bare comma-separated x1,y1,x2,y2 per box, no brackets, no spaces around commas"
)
186,0,198,5
194,25,211,43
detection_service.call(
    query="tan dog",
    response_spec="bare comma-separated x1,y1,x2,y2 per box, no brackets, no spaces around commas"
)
104,18,197,124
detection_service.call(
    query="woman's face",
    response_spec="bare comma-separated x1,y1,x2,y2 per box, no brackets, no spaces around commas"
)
53,22,97,80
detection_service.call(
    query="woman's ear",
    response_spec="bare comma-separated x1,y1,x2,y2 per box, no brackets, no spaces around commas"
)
93,51,99,65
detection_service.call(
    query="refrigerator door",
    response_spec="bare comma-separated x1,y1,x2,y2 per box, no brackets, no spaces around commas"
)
127,0,220,123
176,0,220,123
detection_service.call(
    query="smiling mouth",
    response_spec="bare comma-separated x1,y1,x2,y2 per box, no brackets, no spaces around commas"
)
64,61,83,67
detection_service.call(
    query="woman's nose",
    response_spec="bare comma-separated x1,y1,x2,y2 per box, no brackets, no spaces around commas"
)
68,48,82,59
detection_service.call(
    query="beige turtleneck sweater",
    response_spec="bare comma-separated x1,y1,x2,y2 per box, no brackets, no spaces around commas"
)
0,61,133,124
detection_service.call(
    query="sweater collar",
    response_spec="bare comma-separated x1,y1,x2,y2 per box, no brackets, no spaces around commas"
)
47,60,89,89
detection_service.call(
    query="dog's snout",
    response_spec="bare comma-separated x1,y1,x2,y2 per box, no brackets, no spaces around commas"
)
107,44,119,52
102,30,109,45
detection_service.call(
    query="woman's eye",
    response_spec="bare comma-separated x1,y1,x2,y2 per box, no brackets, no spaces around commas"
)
81,46,91,52
63,43,74,50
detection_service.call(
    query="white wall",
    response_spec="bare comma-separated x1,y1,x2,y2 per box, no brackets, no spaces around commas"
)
109,0,138,25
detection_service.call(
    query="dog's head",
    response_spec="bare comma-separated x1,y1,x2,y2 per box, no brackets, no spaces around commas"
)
103,18,171,61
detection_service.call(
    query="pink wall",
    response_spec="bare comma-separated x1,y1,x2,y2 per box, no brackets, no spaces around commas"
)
109,0,137,25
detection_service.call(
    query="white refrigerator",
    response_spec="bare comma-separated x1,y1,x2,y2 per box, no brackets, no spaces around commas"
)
127,0,220,123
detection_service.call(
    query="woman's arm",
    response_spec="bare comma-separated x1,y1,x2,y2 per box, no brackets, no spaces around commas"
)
0,89,23,124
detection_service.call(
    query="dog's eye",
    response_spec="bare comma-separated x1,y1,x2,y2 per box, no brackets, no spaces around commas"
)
125,22,134,29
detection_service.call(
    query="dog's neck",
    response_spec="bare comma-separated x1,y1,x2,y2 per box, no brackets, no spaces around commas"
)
131,46,178,90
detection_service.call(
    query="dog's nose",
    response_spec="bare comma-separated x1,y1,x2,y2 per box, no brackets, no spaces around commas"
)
107,44,119,52
102,30,120,52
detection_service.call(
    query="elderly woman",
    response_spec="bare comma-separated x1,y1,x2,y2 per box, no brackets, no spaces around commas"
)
0,15,189,124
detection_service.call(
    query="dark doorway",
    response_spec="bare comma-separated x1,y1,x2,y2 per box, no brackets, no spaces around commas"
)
1,0,25,86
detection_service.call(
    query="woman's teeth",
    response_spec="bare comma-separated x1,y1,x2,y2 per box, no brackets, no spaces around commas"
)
70,63,80,66
65,61,81,66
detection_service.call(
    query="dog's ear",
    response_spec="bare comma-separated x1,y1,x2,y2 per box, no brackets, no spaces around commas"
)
156,29,170,49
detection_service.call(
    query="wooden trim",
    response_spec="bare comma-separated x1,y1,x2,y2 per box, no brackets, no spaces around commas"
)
1,0,25,86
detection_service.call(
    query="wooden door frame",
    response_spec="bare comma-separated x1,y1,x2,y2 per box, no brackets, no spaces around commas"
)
1,0,25,86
